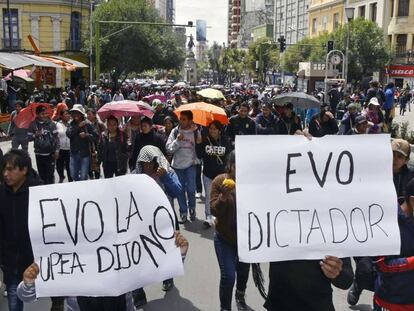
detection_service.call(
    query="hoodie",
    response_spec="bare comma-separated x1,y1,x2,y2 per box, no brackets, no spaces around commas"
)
166,126,201,170
196,135,231,180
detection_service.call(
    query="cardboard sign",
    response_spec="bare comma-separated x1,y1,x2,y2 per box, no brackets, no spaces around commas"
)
29,174,184,297
235,135,401,263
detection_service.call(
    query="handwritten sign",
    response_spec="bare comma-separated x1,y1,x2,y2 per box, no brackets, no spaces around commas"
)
29,175,184,297
235,135,401,263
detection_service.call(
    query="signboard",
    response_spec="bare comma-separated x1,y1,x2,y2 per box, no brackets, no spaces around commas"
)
386,65,414,77
236,135,401,263
196,20,207,42
29,175,184,297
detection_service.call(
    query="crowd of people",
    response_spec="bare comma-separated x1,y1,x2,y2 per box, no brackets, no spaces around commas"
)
0,78,413,311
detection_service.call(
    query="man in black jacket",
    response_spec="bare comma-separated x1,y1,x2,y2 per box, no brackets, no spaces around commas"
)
226,102,256,145
309,111,339,137
392,139,413,200
0,149,42,311
27,105,60,184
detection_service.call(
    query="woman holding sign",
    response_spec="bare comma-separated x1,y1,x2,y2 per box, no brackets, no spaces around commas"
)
210,151,251,311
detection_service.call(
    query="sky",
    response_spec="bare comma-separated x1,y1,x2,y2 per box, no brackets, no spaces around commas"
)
175,0,228,46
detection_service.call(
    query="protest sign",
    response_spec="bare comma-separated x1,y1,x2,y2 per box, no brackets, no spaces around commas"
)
29,174,184,297
235,135,401,263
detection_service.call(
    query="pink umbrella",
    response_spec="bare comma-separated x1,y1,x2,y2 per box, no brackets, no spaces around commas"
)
144,94,167,103
98,101,154,120
5,69,32,81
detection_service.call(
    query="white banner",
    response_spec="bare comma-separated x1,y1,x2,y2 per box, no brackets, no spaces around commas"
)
29,175,184,297
236,135,401,263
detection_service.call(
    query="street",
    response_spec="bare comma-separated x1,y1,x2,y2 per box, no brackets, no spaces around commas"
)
0,137,377,311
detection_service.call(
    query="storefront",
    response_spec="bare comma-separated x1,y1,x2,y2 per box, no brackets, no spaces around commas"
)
385,65,414,88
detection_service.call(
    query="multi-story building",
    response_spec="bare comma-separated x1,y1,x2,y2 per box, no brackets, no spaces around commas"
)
166,0,175,24
228,0,241,47
308,0,345,38
148,0,174,23
273,0,309,44
0,0,90,86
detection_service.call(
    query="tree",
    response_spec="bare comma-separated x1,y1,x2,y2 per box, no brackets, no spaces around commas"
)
246,38,280,79
93,0,185,80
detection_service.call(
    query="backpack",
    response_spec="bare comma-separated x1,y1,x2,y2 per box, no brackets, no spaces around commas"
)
34,124,56,154
375,88,386,106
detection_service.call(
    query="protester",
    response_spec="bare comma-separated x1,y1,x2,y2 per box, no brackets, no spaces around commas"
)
363,98,384,134
6,80,20,113
152,99,177,125
27,105,60,185
255,102,288,135
392,139,414,199
0,149,64,311
98,115,128,178
308,110,338,137
8,100,29,151
66,104,98,181
112,89,125,102
55,109,72,183
373,179,414,311
196,120,231,227
346,115,369,135
210,151,251,311
383,82,395,130
226,102,256,145
281,103,304,135
87,109,106,179
130,117,166,169
166,110,202,223
327,83,341,115
339,103,357,135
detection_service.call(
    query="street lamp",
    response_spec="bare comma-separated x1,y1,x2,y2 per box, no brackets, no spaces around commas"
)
344,7,355,89
227,64,235,87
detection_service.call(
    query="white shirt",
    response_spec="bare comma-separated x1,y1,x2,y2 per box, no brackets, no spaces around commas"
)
56,121,70,150
112,93,124,102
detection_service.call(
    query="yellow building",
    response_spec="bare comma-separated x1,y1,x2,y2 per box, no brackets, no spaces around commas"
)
0,0,90,87
308,0,346,37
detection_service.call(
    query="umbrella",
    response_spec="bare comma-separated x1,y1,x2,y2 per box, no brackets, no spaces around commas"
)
174,102,229,127
144,94,167,103
197,88,226,100
14,103,53,129
272,92,321,109
174,82,187,88
98,101,154,120
4,69,31,81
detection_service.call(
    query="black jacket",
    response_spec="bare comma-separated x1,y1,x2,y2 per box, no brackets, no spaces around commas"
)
130,131,166,169
0,148,3,183
152,107,178,126
0,171,43,283
394,165,414,200
66,120,98,157
226,115,256,142
98,130,129,174
309,115,339,137
196,135,231,180
27,119,60,155
264,259,353,311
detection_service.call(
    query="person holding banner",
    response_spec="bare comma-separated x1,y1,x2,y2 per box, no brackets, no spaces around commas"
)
373,179,414,311
17,232,189,311
210,151,251,311
226,102,256,145
255,102,288,135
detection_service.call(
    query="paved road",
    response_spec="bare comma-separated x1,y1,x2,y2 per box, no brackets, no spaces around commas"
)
0,140,374,311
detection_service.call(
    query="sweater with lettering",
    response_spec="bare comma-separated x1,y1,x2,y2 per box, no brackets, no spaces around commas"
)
196,135,231,180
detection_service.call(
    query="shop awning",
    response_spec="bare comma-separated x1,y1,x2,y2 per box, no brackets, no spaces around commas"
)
45,55,88,69
0,52,62,70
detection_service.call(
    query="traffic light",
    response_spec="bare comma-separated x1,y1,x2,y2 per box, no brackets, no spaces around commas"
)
327,40,334,53
278,36,286,53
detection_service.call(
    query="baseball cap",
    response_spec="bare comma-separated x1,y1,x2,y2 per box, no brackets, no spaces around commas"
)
392,139,411,158
355,115,368,125
369,97,380,106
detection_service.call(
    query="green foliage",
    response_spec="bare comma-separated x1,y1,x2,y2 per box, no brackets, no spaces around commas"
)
282,18,392,81
94,0,185,76
246,38,280,76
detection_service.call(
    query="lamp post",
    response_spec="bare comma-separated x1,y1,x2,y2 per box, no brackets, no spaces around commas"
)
227,64,235,86
344,7,355,89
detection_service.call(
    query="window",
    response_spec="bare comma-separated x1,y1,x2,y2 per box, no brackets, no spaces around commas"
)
391,0,395,16
359,5,366,18
333,13,340,29
322,16,328,30
370,3,377,21
2,8,20,49
312,18,317,34
69,12,81,50
398,0,410,16
396,34,407,56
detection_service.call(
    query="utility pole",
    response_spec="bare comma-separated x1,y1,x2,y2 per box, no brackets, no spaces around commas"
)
89,0,94,84
7,0,12,51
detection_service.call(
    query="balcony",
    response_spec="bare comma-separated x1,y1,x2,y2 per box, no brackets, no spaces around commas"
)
396,45,407,58
1,38,21,50
66,39,82,51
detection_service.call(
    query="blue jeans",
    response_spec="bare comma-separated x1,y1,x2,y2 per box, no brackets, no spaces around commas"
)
214,234,250,310
175,165,196,216
6,274,23,311
203,174,213,218
70,152,90,181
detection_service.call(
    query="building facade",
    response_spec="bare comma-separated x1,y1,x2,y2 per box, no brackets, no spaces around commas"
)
308,0,345,38
273,0,309,44
228,0,241,47
0,0,90,86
